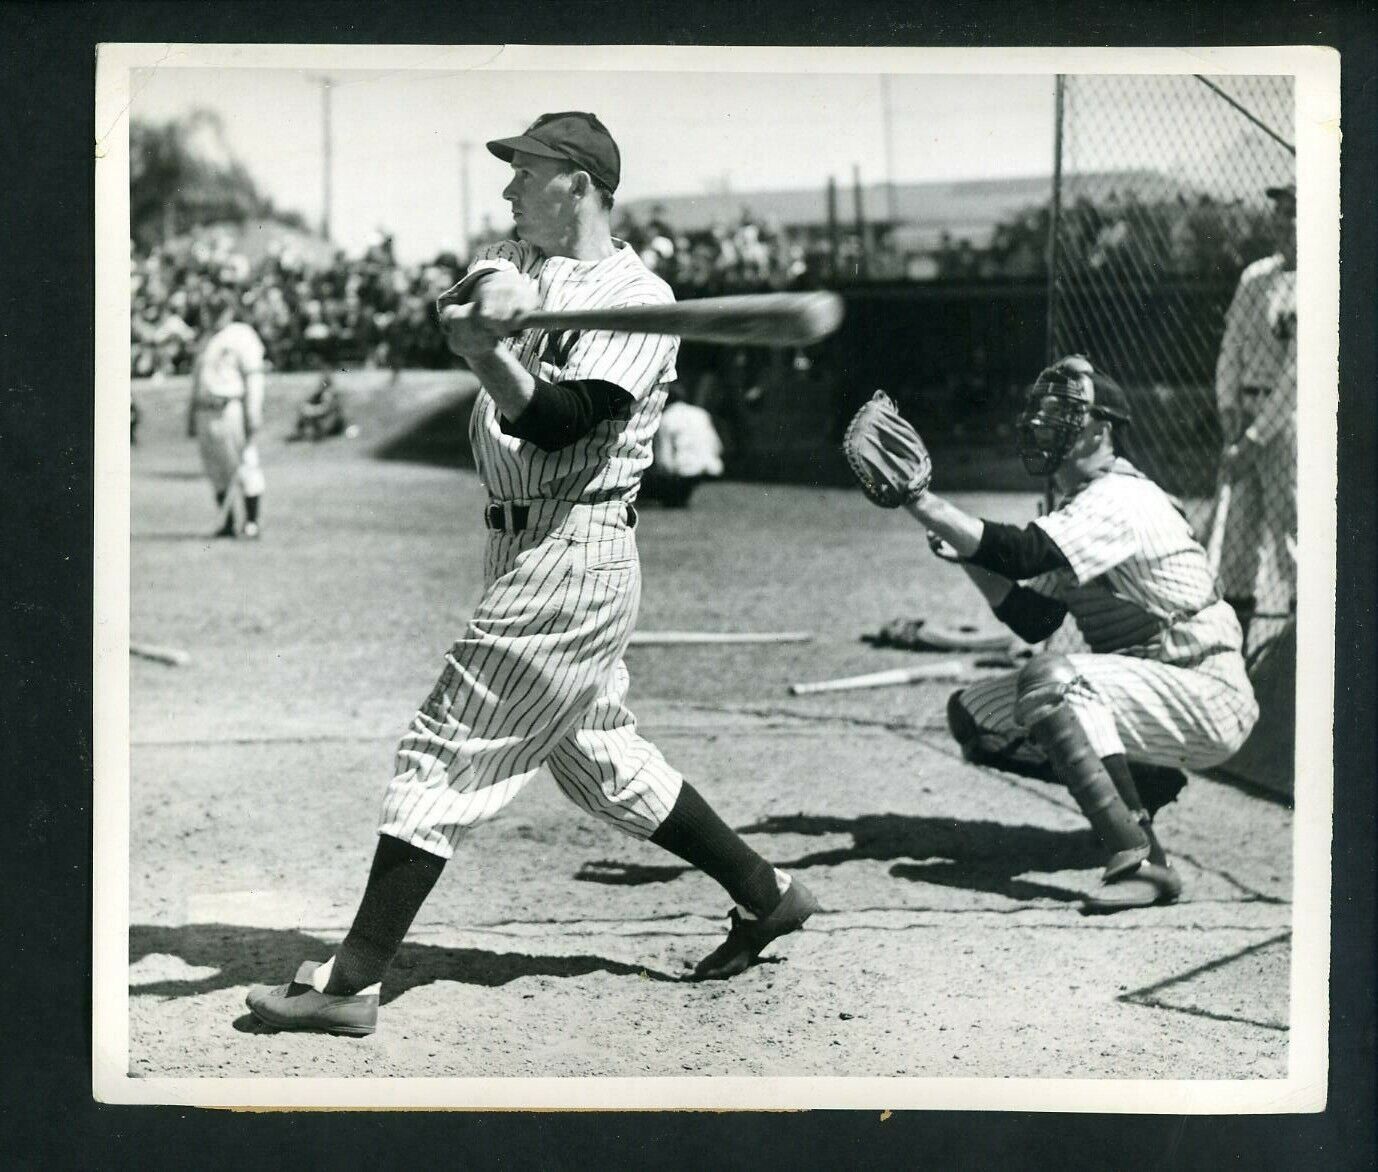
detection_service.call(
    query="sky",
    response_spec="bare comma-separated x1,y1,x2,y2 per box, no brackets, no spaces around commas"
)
130,64,1059,262
127,50,1294,265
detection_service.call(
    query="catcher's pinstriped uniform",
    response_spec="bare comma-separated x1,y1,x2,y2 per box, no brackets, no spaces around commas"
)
378,237,686,857
954,457,1259,769
189,319,267,501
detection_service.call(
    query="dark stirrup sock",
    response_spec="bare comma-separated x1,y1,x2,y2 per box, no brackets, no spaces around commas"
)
324,834,446,995
1102,754,1170,866
650,781,783,918
244,493,261,524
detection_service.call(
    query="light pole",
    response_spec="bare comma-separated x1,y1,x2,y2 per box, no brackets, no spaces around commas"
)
458,140,473,257
308,75,335,241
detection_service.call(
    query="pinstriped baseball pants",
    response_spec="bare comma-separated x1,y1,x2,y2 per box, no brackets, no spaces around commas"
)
379,501,683,859
956,651,1259,768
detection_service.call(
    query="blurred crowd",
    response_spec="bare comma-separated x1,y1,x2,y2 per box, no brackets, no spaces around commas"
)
131,231,464,378
613,205,825,295
129,207,832,378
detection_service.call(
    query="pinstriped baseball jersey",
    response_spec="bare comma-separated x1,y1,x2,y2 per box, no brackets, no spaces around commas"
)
440,239,679,504
1215,255,1294,417
953,457,1258,771
1027,458,1244,665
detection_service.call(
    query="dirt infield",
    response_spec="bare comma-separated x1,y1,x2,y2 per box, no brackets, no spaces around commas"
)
126,371,1292,1082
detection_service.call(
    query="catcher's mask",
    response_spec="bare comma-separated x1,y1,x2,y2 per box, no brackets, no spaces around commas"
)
1016,355,1131,476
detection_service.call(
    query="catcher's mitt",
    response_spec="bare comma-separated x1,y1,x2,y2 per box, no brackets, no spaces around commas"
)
843,391,933,508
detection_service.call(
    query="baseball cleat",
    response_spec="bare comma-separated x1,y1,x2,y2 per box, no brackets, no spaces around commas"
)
1080,860,1183,915
691,877,820,980
242,521,261,540
245,961,378,1036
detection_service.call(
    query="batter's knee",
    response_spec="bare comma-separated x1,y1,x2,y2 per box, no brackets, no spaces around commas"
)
1013,653,1079,729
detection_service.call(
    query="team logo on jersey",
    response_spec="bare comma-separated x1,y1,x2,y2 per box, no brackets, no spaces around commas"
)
540,330,580,368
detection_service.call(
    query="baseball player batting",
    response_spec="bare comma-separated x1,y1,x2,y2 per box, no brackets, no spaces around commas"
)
247,112,817,1037
843,356,1259,912
186,294,267,539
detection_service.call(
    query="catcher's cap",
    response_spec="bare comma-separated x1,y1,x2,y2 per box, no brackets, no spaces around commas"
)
1034,355,1132,425
1265,181,1296,202
487,112,621,193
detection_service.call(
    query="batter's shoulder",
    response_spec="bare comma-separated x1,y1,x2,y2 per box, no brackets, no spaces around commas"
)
472,238,540,271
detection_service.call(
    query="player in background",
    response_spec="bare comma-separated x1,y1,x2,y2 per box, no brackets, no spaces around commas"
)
642,383,725,507
1213,182,1298,649
901,357,1258,912
246,112,817,1038
186,294,267,538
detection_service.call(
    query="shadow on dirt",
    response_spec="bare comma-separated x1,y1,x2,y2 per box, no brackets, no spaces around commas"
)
580,812,1100,904
372,390,479,470
129,922,678,1008
744,812,1100,903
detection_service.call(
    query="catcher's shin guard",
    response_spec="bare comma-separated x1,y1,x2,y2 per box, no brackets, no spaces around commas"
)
1014,656,1150,879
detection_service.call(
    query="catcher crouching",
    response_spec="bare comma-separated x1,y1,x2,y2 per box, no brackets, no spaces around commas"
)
843,357,1260,912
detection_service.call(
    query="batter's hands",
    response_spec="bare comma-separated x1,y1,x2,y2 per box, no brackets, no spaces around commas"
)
470,269,539,328
440,303,506,360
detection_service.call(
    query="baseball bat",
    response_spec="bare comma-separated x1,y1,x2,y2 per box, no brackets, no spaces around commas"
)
1205,480,1232,574
216,467,242,533
629,630,813,646
131,641,191,667
443,291,845,348
788,655,1014,696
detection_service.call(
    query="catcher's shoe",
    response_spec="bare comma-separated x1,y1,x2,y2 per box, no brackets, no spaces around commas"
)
692,877,819,981
245,961,378,1036
1081,860,1183,915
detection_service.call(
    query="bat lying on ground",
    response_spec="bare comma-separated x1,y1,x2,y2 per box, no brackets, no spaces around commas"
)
788,654,1016,696
629,630,813,646
1205,480,1232,575
442,291,845,348
131,641,192,667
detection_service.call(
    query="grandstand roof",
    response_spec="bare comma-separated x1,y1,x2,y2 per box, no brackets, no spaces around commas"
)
622,170,1197,245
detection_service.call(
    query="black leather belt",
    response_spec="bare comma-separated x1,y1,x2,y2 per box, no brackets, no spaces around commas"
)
484,502,637,533
1240,385,1270,398
485,503,530,532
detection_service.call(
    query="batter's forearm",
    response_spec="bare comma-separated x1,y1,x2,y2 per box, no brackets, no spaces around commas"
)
468,347,537,421
904,492,984,558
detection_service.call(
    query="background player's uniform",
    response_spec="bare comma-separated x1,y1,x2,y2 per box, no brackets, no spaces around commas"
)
378,238,686,858
1213,255,1297,616
189,320,267,500
956,458,1259,770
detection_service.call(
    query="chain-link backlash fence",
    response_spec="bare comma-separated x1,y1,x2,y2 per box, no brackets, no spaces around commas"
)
1047,74,1296,662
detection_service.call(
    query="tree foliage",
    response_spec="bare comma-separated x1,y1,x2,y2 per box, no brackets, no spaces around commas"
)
130,109,305,250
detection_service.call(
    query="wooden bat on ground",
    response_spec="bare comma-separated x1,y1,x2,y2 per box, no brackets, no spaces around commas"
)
131,641,192,667
216,466,242,533
443,291,845,348
789,655,1016,696
1205,480,1232,575
629,630,813,646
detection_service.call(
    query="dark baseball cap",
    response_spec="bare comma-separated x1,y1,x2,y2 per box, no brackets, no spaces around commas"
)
486,111,621,193
1265,181,1296,201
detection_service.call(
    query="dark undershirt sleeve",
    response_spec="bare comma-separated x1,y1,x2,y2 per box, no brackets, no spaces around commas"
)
993,585,1069,642
966,520,1071,580
500,378,634,451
